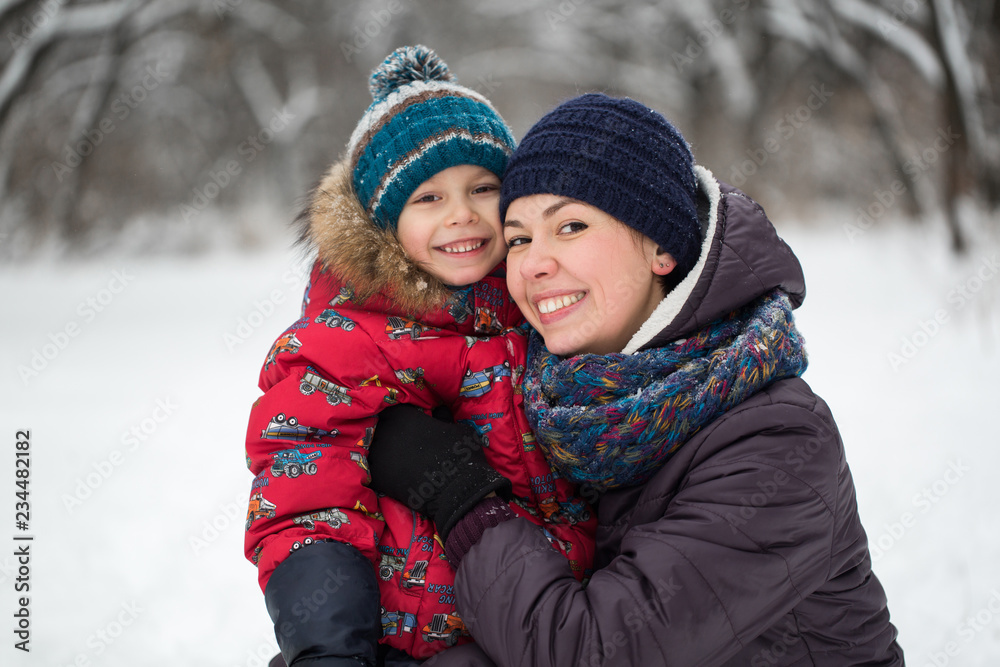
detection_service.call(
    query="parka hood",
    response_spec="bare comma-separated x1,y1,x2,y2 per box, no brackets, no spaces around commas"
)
623,166,806,353
298,159,453,314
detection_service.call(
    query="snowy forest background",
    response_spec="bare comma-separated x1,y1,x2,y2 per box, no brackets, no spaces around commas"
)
1,0,999,665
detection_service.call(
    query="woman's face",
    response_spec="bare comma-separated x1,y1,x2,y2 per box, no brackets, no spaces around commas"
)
503,194,670,356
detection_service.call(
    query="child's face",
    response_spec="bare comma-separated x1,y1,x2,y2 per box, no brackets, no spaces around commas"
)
396,164,507,286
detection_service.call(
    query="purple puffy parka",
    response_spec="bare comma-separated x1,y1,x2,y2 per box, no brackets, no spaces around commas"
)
425,167,905,667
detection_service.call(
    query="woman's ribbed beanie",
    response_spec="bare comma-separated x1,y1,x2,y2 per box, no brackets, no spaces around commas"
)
346,45,516,230
500,93,701,277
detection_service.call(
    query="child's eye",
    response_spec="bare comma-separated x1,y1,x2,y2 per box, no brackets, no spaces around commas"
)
558,221,587,234
412,193,439,203
472,184,499,195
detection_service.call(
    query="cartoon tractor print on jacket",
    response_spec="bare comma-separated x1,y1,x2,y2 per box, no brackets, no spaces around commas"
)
378,553,429,589
293,508,350,530
378,553,406,581
402,560,428,589
315,307,356,331
386,316,427,341
522,432,537,451
331,285,354,308
446,295,473,324
265,331,301,370
381,606,418,638
474,307,502,335
246,493,276,531
270,449,321,478
394,367,426,389
352,500,384,522
458,419,493,448
558,497,592,525
359,376,401,404
350,451,369,474
459,361,512,398
262,413,338,442
299,366,352,406
422,612,469,647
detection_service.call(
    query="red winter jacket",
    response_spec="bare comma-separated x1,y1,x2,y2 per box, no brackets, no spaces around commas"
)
244,161,596,659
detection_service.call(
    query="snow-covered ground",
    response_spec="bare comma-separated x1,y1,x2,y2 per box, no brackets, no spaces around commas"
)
2,213,998,666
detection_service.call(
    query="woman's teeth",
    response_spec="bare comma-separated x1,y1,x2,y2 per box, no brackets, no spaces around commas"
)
537,292,584,314
441,240,484,253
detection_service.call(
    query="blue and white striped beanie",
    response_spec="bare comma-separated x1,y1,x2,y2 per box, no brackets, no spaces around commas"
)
347,45,516,230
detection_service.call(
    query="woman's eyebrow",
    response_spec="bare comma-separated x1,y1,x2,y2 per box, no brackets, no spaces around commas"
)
504,198,580,229
543,199,576,219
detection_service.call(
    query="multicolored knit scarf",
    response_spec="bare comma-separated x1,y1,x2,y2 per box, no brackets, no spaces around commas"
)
523,290,808,492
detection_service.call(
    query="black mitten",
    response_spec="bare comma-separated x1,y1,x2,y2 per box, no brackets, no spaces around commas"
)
368,404,511,540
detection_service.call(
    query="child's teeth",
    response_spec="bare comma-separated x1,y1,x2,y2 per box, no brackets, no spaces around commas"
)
443,240,484,253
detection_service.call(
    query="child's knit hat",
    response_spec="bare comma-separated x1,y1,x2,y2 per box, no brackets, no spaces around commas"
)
347,45,516,230
499,93,702,278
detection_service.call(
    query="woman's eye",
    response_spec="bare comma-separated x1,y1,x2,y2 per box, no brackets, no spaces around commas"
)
558,221,587,234
505,236,529,248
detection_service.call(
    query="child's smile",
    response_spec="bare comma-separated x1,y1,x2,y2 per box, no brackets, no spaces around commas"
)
397,165,507,286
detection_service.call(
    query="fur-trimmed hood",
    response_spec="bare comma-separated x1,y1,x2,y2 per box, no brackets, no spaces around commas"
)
298,159,453,314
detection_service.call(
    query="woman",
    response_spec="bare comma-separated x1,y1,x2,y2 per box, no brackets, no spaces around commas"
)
368,94,904,666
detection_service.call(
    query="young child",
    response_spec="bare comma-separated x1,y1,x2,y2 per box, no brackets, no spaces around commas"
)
244,46,596,665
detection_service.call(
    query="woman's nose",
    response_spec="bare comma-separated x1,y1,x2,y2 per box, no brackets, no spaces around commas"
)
519,239,557,280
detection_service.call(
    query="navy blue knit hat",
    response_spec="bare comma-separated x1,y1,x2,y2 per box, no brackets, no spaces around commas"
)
500,93,701,277
347,45,516,230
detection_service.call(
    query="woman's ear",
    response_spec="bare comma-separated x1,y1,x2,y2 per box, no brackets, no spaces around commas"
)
652,248,676,276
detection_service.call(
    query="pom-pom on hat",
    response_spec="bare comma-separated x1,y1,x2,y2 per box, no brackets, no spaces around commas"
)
500,93,702,278
347,45,516,230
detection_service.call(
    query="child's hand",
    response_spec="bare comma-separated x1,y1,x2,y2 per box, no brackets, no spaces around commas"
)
368,405,511,540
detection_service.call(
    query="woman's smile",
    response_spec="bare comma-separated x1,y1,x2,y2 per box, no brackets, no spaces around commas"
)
534,291,586,316
504,194,667,356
